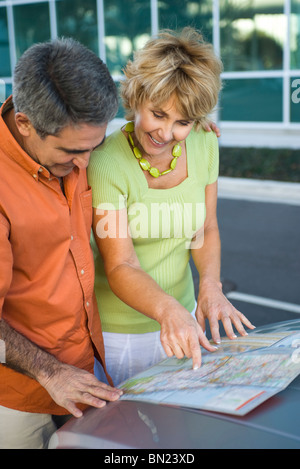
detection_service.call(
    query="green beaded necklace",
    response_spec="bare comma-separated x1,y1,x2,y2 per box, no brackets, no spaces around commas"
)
124,121,182,178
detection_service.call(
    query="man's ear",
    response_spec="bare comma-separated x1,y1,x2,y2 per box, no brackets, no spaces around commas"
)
14,112,33,137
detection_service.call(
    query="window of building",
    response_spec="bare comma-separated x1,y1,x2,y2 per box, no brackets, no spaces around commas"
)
158,0,213,42
220,0,285,72
104,0,151,78
291,0,300,69
0,0,299,133
221,77,283,122
0,6,10,76
14,2,51,58
56,0,98,55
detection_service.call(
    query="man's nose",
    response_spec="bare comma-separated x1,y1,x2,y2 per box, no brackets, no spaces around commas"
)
72,152,91,169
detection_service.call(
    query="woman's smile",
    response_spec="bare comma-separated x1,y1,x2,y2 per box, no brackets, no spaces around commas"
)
133,98,194,158
148,133,171,148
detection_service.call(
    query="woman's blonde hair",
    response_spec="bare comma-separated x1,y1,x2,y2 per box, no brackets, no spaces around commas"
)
120,27,223,129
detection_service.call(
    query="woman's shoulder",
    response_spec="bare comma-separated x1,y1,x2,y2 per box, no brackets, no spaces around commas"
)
92,128,125,156
87,128,131,202
188,125,218,148
187,125,219,180
88,128,127,170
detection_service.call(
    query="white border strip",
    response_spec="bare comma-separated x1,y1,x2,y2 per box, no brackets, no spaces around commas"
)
151,0,159,36
6,3,16,72
97,0,106,62
48,0,57,40
227,291,300,314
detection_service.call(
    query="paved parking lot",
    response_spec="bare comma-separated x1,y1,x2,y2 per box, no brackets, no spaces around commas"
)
190,177,300,339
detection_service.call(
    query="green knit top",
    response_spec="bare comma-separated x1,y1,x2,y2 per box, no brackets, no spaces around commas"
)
87,126,219,333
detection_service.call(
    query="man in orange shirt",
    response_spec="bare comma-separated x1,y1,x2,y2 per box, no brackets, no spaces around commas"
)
0,38,122,448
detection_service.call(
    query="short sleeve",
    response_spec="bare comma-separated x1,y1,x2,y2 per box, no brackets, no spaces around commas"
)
187,128,219,186
207,131,219,184
87,149,128,211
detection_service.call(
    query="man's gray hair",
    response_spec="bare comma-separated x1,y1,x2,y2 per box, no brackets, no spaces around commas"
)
13,38,119,137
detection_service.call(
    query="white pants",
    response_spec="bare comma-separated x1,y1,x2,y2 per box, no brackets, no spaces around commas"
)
94,330,167,386
95,302,197,386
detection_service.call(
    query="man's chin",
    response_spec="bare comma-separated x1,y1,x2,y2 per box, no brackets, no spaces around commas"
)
51,166,75,178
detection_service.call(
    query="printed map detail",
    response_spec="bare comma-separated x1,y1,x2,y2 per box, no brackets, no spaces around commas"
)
120,328,300,415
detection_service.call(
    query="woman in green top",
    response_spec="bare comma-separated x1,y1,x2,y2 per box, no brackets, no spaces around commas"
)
88,28,255,385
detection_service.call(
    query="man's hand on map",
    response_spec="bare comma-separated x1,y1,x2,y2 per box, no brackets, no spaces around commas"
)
195,278,256,345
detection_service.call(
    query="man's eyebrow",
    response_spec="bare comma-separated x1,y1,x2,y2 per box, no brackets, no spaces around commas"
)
56,136,106,154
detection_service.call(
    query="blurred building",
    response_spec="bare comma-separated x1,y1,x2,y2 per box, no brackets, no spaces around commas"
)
0,0,299,148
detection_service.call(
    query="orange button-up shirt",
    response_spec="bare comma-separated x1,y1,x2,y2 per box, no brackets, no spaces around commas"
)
0,97,109,414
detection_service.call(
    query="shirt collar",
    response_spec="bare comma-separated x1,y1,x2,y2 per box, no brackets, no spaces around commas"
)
0,96,49,180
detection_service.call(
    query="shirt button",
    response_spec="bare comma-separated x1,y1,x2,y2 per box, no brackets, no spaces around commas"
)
70,235,74,241
33,174,37,179
81,269,85,275
86,301,90,307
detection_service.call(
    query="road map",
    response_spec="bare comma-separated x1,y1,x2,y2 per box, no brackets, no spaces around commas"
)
119,329,300,415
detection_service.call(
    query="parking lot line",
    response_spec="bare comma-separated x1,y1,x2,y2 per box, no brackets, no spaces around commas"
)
227,291,300,314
